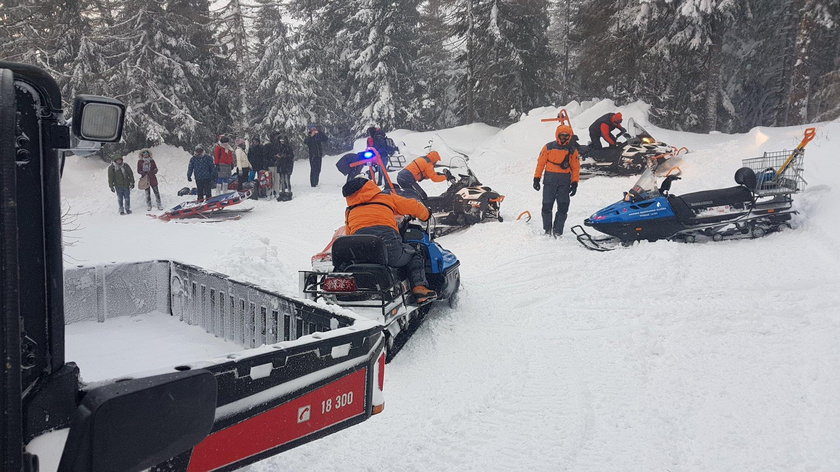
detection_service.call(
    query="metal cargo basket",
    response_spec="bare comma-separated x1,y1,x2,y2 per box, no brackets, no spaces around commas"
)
741,128,815,196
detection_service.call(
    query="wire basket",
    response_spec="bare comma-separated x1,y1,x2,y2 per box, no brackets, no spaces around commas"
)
741,149,807,195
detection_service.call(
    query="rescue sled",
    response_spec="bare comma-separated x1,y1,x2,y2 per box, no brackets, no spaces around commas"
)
153,191,252,222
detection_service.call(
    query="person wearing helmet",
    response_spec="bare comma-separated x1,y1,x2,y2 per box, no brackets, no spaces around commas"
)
588,112,629,149
188,145,215,201
396,150,454,200
533,125,580,237
342,177,437,303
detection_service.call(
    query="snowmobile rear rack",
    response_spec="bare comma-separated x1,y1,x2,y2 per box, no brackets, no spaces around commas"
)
741,128,815,196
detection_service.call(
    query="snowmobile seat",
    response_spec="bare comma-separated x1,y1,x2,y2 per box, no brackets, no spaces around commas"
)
675,186,754,211
332,235,388,270
582,146,621,163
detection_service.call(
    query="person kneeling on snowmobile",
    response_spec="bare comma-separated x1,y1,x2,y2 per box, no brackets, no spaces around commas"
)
533,125,580,237
588,112,630,149
342,177,437,303
396,151,455,201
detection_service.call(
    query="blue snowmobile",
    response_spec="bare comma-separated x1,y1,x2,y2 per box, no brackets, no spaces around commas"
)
571,144,810,251
301,217,460,360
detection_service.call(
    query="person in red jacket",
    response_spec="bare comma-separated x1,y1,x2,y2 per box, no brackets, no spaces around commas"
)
533,124,580,237
343,177,437,303
396,151,454,200
213,135,235,194
588,112,629,149
136,149,162,211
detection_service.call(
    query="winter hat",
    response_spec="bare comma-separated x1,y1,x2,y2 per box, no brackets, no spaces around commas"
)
367,126,377,137
611,113,623,123
251,136,261,143
235,137,246,146
427,151,441,163
139,149,151,158
194,145,204,152
555,125,573,143
219,135,230,143
113,156,124,162
342,176,370,197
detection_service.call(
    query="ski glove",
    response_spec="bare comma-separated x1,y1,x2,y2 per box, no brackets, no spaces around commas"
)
110,187,115,193
533,178,541,191
569,182,578,197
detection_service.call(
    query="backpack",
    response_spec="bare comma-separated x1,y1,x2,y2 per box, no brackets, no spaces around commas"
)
373,130,391,155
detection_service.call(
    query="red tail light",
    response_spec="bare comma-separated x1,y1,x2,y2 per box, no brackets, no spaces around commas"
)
322,276,357,292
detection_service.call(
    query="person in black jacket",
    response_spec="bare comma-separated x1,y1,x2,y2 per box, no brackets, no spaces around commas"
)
303,125,328,187
248,136,267,172
271,134,295,201
588,112,629,149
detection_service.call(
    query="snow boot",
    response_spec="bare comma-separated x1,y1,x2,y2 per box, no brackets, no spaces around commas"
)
125,209,132,214
119,209,125,215
412,286,437,304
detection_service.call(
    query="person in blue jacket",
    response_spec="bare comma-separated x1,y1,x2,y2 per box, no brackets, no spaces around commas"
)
187,145,216,201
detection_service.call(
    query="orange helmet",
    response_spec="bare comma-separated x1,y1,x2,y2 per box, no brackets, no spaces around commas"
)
611,112,623,123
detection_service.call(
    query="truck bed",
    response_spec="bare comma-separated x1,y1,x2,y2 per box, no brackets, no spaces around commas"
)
65,311,242,382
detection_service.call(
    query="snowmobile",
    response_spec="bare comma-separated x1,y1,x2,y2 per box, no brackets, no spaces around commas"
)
572,128,815,251
578,120,686,179
302,217,460,361
419,156,505,237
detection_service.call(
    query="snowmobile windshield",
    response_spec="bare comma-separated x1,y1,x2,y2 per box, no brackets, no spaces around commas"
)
626,167,660,201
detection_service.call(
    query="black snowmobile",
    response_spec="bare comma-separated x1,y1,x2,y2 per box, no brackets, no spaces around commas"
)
395,154,504,238
301,218,460,361
572,128,815,250
578,120,685,179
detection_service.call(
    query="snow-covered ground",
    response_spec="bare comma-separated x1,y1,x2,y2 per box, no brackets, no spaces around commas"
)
62,100,840,471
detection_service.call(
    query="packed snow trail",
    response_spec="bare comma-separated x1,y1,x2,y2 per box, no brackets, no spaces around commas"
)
61,102,840,471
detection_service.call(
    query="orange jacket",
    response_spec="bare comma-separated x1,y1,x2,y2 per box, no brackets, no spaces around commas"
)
405,151,448,183
534,125,580,182
344,179,430,234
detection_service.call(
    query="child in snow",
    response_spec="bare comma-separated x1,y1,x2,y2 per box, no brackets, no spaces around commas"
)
108,156,135,215
137,149,162,211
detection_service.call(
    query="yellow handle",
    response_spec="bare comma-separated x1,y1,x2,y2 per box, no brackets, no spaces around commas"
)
774,128,816,181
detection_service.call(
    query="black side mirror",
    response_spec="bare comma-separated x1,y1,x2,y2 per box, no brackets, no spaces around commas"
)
58,370,216,472
71,95,126,142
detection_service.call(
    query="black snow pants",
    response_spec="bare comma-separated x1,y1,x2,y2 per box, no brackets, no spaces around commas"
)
309,155,322,187
355,225,427,288
541,171,571,235
397,169,427,201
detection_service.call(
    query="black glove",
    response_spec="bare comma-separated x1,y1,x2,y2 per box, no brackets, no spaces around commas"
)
187,176,192,182
533,178,541,191
569,182,578,197
443,169,455,183
622,132,631,139
110,187,115,193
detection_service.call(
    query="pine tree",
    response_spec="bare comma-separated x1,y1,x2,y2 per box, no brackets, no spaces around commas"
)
249,1,312,138
454,0,556,126
344,0,424,132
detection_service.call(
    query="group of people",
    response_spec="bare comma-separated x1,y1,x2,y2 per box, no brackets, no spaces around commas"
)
186,127,329,202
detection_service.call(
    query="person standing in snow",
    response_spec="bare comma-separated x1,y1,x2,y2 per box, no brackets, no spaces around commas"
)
397,151,454,200
188,145,215,201
108,156,135,215
342,176,437,303
273,134,295,201
213,135,235,194
304,125,328,187
234,137,251,188
533,125,580,237
588,112,629,149
248,136,267,173
136,149,162,211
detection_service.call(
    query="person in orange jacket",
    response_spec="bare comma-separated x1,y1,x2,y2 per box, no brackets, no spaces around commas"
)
396,150,454,200
343,177,437,303
588,112,629,149
533,124,580,237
